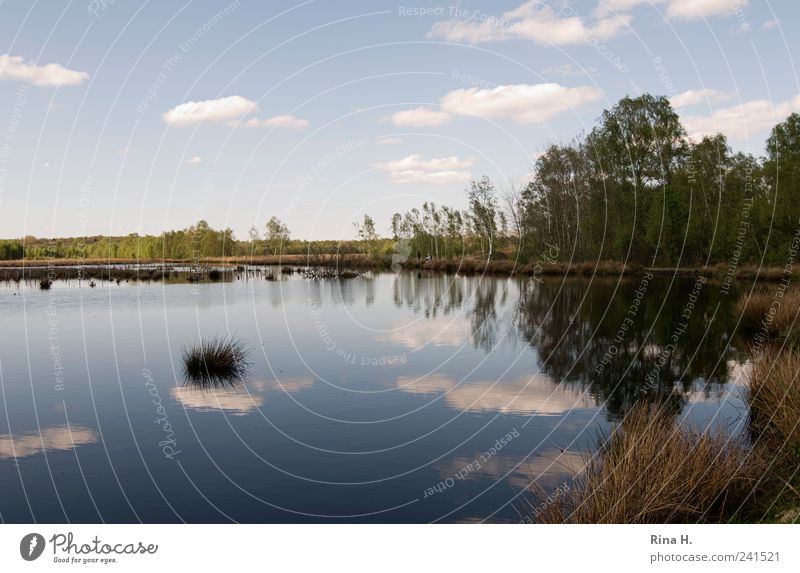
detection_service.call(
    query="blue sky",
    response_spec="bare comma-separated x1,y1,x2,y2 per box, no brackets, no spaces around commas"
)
0,0,797,241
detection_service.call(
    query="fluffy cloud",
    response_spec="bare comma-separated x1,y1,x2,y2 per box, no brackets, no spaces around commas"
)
681,95,800,140
0,54,89,86
391,107,453,127
0,426,98,459
374,154,475,184
238,114,309,129
396,374,593,415
390,83,599,128
541,63,599,77
428,0,631,46
441,83,601,123
669,88,732,108
594,0,664,17
667,0,749,19
185,156,203,165
163,95,257,125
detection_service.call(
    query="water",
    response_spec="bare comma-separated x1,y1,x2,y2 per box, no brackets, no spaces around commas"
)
0,270,749,523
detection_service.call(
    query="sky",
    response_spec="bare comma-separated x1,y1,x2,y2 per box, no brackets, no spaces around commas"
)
0,0,797,241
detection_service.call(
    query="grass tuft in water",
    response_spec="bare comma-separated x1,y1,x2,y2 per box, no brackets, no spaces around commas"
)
181,337,250,386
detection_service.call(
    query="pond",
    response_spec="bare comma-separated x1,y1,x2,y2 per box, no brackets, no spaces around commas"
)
0,269,749,522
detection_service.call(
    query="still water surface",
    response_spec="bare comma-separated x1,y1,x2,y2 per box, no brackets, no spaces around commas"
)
0,270,748,522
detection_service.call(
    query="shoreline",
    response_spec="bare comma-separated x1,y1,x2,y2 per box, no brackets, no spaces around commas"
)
0,256,791,282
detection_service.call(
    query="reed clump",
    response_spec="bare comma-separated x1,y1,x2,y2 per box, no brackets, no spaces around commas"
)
748,347,800,466
181,337,250,386
534,403,761,523
736,289,800,337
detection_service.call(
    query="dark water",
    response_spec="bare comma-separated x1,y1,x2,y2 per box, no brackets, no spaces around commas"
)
0,269,749,523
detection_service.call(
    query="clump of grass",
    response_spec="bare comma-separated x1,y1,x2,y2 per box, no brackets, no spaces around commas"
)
181,337,250,386
39,278,52,290
736,289,800,337
748,347,800,465
533,403,761,523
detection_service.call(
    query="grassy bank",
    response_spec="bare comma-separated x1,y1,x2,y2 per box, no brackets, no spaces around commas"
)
532,403,764,523
736,289,800,337
530,287,800,524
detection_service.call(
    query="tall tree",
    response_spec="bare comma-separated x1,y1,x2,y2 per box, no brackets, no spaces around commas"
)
467,176,500,261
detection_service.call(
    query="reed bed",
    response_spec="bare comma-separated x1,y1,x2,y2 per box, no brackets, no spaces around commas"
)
532,403,761,523
736,289,800,337
748,347,800,466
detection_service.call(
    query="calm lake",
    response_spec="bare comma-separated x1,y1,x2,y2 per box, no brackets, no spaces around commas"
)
0,268,749,523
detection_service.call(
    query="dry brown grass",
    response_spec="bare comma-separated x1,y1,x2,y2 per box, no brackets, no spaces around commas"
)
748,347,800,466
533,403,761,523
736,289,800,337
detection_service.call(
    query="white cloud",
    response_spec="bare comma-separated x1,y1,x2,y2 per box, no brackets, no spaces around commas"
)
0,426,98,459
541,63,599,77
376,136,403,145
390,83,599,129
374,154,475,184
667,0,749,20
238,114,309,129
681,95,800,141
429,0,631,46
594,0,665,17
0,54,89,86
163,95,257,126
670,88,732,108
185,156,203,165
440,83,601,123
391,106,453,127
762,19,779,30
396,374,593,415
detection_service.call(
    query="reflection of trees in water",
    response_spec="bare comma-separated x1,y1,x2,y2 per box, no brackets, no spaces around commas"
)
392,272,512,351
304,276,376,308
391,271,743,419
516,277,742,418
392,272,466,317
469,277,511,352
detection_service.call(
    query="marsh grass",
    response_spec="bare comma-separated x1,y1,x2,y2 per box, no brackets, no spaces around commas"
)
736,289,800,337
532,403,762,523
748,347,800,466
181,337,250,386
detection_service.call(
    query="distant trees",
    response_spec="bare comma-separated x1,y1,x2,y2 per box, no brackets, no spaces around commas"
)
4,96,800,268
265,216,290,256
353,214,380,258
467,176,502,261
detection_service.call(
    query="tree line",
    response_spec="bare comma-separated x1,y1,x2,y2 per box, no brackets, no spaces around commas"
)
3,94,799,267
